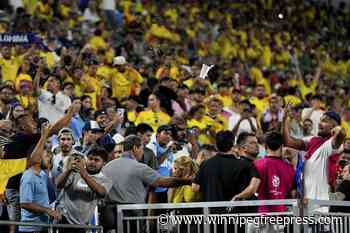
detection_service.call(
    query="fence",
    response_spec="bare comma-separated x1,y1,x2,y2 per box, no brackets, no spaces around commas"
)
117,199,350,233
0,220,103,233
2,199,350,233
305,199,350,233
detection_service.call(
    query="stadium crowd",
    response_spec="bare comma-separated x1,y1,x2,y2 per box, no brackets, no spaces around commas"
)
1,0,350,232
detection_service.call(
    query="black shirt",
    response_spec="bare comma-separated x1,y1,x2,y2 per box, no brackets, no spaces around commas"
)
194,153,259,202
140,147,158,170
331,180,350,213
4,133,41,190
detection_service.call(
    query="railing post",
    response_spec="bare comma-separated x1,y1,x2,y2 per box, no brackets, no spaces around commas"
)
292,200,301,233
303,200,309,233
117,206,124,233
203,207,210,233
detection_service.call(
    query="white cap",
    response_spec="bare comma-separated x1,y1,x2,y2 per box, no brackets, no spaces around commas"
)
113,133,125,144
113,56,127,66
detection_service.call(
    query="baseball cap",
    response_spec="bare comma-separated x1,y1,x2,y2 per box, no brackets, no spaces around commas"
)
323,111,341,125
58,127,73,138
157,125,173,134
113,56,127,66
94,110,107,119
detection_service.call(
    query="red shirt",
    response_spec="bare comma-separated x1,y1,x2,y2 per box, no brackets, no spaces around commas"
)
254,156,295,213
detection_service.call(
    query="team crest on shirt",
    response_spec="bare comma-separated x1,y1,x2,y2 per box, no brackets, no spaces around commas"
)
272,175,280,188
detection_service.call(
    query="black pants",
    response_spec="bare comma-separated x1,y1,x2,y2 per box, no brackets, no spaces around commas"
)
100,203,145,233
56,216,86,233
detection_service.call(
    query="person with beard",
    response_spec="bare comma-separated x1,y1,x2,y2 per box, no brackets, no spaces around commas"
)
3,103,79,233
0,84,17,117
51,128,76,180
283,105,346,210
55,146,112,233
19,124,62,233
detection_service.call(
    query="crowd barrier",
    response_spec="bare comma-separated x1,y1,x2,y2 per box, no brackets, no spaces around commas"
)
117,199,350,233
0,220,103,232
1,199,350,233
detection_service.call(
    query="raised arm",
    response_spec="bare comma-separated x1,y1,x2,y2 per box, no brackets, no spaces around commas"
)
33,63,44,97
282,103,306,150
28,124,52,167
49,101,80,136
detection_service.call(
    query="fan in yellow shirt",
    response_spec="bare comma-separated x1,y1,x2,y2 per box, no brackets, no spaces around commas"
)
110,56,144,101
249,66,271,95
216,83,233,108
206,97,228,130
15,68,36,110
187,105,221,145
80,62,102,109
0,47,24,82
283,87,302,107
145,23,180,44
297,67,321,99
135,94,171,132
88,29,107,50
169,156,201,203
249,85,269,115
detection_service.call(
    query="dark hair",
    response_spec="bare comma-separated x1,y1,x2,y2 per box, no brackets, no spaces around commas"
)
123,135,142,151
188,104,205,118
264,131,283,151
87,146,109,161
216,131,234,152
81,95,92,102
311,94,322,101
124,126,138,137
136,123,154,134
236,132,256,146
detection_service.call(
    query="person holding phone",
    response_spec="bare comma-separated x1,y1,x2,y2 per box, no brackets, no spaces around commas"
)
55,146,112,233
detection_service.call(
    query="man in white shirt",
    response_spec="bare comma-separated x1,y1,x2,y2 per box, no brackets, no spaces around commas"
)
301,95,324,136
228,100,258,139
284,109,346,211
36,73,71,124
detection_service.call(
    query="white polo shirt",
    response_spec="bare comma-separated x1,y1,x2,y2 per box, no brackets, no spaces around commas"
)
38,90,71,124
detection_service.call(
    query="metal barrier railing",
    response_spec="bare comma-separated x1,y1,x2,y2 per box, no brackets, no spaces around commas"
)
0,220,103,232
305,200,350,233
117,199,301,233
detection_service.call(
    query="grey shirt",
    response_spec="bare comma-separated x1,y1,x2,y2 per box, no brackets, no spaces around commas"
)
56,172,112,224
102,157,160,204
